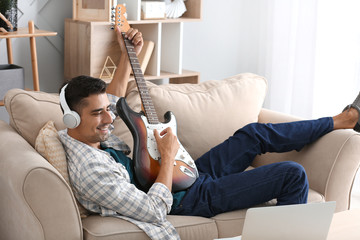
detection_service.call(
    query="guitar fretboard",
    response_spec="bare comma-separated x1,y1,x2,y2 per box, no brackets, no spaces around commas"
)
122,33,159,124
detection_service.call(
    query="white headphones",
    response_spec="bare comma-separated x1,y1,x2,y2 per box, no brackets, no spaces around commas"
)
59,84,81,129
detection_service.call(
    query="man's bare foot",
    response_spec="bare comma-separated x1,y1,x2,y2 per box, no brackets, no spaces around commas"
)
333,107,359,130
333,91,360,131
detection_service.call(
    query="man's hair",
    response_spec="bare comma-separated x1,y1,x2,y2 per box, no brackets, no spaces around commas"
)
60,75,107,114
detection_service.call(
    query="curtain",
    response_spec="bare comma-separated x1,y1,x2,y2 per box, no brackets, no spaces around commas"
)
258,0,360,118
313,0,360,118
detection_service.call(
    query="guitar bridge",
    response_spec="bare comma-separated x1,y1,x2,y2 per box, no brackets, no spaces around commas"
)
180,166,196,178
142,115,198,175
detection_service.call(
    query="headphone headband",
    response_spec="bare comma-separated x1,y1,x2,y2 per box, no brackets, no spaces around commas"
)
59,84,70,112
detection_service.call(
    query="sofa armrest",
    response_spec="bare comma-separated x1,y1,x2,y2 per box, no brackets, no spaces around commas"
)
258,108,304,123
0,121,82,240
254,108,360,212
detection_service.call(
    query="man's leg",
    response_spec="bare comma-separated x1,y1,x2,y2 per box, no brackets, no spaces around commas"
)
171,161,309,217
171,118,332,217
172,108,360,217
195,117,333,178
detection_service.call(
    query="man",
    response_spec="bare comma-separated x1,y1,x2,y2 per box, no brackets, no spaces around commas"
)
59,27,360,240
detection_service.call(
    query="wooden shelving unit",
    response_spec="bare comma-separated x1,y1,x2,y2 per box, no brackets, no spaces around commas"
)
0,21,57,106
64,0,202,84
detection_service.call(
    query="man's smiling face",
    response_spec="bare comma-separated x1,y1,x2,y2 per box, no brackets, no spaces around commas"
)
68,93,113,149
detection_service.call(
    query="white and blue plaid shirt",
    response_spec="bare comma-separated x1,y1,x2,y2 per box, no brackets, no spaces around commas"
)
58,94,180,240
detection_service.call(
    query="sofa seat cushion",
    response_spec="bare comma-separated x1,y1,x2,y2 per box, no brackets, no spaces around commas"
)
81,190,323,240
82,215,217,240
211,188,325,238
307,188,325,203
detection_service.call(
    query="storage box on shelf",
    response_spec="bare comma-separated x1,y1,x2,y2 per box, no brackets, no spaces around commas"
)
122,0,202,22
73,0,113,22
73,0,202,22
65,0,202,84
141,1,166,20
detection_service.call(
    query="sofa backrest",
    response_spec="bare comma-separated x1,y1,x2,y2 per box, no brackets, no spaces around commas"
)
4,73,267,159
4,89,66,147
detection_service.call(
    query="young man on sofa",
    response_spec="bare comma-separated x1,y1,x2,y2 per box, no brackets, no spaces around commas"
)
58,27,360,240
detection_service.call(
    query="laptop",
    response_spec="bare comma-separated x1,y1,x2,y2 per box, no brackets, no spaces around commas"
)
216,201,336,240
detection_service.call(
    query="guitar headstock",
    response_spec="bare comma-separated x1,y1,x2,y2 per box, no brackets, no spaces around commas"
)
112,4,130,32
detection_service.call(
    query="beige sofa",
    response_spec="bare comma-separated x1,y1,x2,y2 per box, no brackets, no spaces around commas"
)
1,73,359,240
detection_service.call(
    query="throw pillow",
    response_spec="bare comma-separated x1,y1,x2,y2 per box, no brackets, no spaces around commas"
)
35,120,88,218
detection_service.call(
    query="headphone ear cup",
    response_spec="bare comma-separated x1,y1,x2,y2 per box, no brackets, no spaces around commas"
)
60,84,81,129
63,110,81,129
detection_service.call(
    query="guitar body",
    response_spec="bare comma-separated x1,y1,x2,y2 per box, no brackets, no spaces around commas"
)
117,98,198,192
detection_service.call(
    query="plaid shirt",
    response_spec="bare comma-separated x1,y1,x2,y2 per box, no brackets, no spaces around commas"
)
58,94,180,240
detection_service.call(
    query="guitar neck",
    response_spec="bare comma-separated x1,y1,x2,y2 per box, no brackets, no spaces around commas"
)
122,33,159,124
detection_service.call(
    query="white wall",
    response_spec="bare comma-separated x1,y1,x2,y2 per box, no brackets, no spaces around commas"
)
1,0,264,92
183,0,265,82
183,0,360,121
2,0,360,117
0,0,281,121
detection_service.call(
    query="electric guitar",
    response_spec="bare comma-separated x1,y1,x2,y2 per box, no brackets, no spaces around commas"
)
112,4,199,192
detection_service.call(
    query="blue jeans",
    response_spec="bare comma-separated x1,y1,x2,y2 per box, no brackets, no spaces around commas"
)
170,117,334,217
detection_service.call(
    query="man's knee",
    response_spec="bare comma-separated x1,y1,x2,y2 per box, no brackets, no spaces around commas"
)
279,161,309,204
235,122,262,136
284,161,309,189
233,122,265,145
